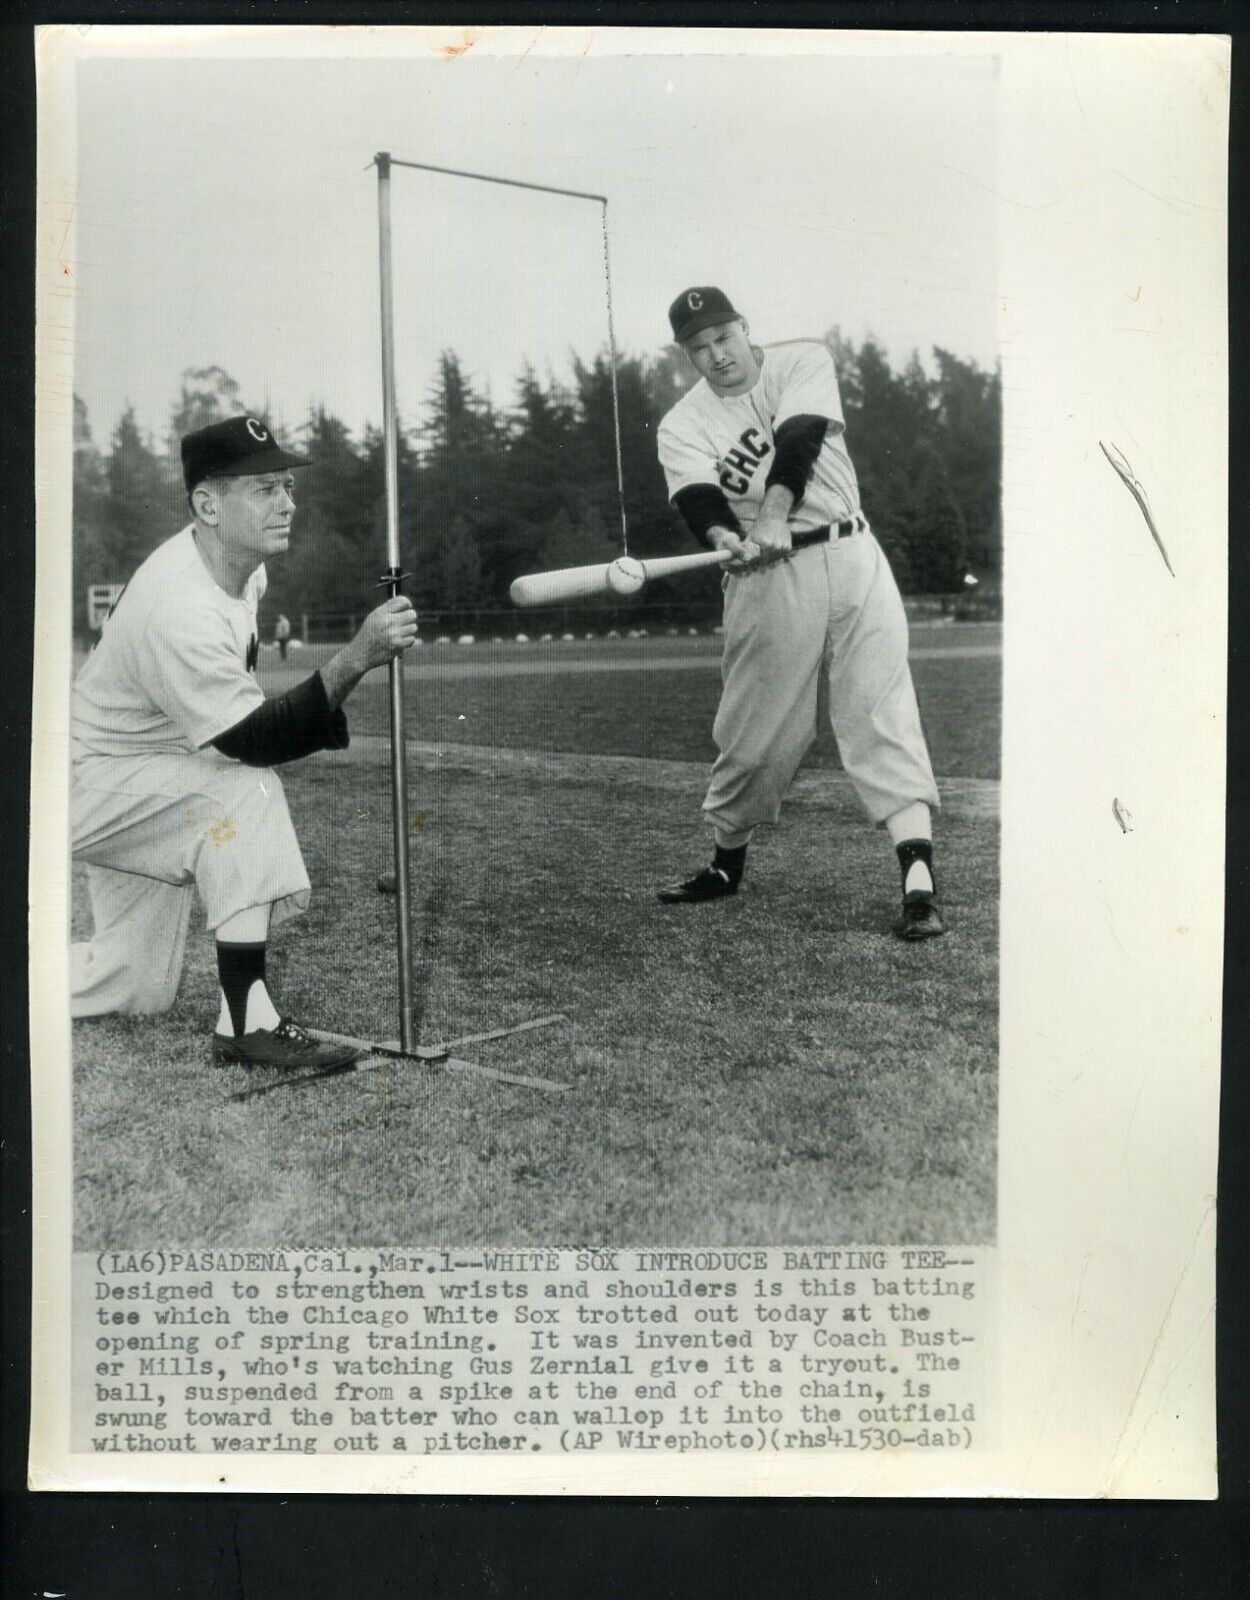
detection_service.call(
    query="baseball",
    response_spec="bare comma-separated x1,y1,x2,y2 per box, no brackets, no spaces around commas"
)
376,870,396,894
606,556,646,596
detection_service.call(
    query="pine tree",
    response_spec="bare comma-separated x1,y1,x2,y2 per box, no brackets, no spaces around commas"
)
414,352,511,599
895,443,968,593
930,348,1001,575
571,350,684,562
167,365,247,449
109,324,1000,629
429,514,484,614
508,364,575,528
104,406,179,577
270,406,373,629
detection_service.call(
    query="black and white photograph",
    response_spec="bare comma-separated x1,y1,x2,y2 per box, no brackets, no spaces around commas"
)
59,37,999,1250
29,25,1224,1498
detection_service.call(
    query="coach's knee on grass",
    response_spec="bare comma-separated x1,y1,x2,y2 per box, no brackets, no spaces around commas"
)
71,945,183,1017
121,966,184,1015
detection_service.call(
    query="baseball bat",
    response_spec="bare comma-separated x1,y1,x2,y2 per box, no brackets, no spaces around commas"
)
509,549,731,608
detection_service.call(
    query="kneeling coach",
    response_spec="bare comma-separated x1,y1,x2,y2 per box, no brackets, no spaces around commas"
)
70,416,418,1069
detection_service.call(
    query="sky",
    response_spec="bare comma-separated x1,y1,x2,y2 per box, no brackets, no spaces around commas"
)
69,35,1000,449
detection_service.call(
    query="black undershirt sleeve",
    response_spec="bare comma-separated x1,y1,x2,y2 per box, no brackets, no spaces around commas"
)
764,414,828,503
211,671,349,766
671,484,744,550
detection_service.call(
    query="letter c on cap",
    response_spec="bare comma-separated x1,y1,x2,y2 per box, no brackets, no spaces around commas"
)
687,291,704,311
246,417,269,442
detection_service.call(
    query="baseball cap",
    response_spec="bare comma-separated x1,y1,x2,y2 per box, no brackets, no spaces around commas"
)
668,286,742,343
181,416,310,493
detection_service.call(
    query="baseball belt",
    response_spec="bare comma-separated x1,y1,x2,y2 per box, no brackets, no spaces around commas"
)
791,513,868,549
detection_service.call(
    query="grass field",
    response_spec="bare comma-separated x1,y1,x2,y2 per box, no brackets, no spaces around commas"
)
259,624,1002,778
72,622,1000,1248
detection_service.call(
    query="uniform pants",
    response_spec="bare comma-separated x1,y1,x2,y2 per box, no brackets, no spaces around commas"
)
704,531,939,846
70,749,311,1017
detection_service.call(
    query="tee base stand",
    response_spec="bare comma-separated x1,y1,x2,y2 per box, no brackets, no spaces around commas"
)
228,1014,569,1103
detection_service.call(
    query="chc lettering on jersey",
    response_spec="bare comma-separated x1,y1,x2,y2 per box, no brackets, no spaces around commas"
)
657,343,861,533
717,427,772,496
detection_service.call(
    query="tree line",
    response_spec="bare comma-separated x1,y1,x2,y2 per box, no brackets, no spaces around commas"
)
72,336,1000,637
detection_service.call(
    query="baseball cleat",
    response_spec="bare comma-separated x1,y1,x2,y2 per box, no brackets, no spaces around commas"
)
212,1017,363,1070
894,890,946,941
656,865,739,904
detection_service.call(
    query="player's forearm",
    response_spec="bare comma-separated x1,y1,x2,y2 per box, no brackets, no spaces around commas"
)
319,643,371,710
748,484,797,555
323,598,420,701
212,673,348,766
672,484,744,550
758,483,796,523
765,415,828,506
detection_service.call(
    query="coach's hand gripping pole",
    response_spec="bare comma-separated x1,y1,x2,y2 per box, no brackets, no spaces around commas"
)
375,151,418,1054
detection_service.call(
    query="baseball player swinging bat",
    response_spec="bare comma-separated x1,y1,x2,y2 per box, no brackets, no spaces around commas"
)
509,549,733,608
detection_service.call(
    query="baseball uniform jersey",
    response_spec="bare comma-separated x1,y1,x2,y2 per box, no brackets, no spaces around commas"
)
658,339,939,844
657,340,862,535
71,526,311,1016
73,525,267,759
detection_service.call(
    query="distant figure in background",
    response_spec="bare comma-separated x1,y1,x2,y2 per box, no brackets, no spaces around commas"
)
274,612,292,661
654,287,945,939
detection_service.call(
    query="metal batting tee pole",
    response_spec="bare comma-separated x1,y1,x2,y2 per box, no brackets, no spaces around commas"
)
374,151,418,1053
